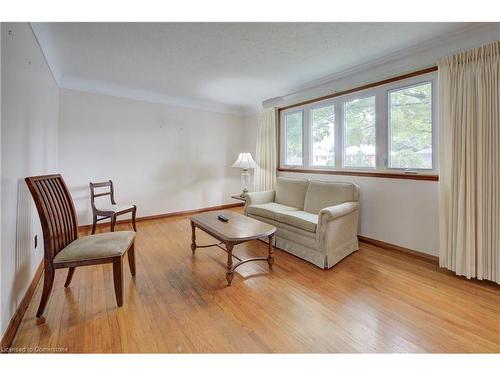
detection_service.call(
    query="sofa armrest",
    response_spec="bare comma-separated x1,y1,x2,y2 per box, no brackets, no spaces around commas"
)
316,201,360,253
243,190,275,206
319,201,359,222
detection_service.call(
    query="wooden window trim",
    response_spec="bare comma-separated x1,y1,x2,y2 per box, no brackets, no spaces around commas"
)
277,167,438,181
277,66,438,179
277,66,437,112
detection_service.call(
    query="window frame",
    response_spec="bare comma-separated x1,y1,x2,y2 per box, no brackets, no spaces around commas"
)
283,109,305,167
342,92,377,170
386,80,436,171
279,71,438,176
309,99,336,169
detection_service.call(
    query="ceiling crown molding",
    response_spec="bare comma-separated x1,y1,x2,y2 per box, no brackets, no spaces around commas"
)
60,76,256,117
30,22,257,117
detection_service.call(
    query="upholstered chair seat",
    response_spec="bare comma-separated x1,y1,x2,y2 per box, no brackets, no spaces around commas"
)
96,203,136,214
54,231,136,264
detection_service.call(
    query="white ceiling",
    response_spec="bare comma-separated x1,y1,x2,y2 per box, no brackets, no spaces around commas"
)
32,22,473,116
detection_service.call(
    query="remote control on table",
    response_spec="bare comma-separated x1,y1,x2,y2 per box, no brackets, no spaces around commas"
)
217,214,229,222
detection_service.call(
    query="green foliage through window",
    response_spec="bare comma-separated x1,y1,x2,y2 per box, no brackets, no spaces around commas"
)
312,105,335,167
281,78,435,172
344,96,376,168
389,82,432,169
285,112,303,165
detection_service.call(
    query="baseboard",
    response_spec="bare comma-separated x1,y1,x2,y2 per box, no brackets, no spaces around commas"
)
79,202,245,231
358,235,439,264
1,261,44,353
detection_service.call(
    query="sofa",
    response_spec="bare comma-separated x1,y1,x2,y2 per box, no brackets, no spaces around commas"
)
244,177,360,269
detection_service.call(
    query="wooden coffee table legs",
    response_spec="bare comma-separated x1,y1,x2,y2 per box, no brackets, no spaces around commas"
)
191,221,197,254
225,234,275,286
224,234,275,286
190,220,275,286
267,234,274,270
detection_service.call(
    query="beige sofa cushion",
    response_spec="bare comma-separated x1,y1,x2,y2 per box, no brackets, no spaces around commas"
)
54,231,135,264
246,202,298,220
304,181,359,214
275,211,318,233
274,177,309,210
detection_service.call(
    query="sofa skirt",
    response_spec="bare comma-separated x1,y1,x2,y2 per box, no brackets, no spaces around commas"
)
275,236,327,268
250,213,358,269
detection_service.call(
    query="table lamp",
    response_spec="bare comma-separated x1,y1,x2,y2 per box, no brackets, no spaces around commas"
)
231,152,257,196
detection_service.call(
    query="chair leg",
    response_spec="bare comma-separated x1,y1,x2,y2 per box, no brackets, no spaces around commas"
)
64,267,75,287
91,214,97,234
128,243,136,277
36,266,55,318
112,257,123,307
111,214,116,232
132,206,137,232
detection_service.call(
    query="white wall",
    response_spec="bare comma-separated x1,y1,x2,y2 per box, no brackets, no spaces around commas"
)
58,89,248,225
243,113,259,148
243,112,259,190
1,23,59,337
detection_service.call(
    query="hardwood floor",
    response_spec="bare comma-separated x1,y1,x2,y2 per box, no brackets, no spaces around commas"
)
11,208,500,353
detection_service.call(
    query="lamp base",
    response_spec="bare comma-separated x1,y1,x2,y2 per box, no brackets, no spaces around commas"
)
240,169,250,197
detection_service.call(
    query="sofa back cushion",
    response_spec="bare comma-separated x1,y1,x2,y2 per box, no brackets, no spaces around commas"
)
274,177,309,209
304,180,359,214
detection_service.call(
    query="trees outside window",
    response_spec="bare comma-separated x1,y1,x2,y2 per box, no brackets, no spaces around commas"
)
344,96,376,168
280,76,435,173
312,105,335,167
285,111,303,165
389,82,432,169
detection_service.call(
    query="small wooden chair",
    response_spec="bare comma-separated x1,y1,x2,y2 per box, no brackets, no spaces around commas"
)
90,180,137,234
25,174,136,318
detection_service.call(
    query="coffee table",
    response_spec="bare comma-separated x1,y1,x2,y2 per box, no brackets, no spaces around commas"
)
190,210,277,285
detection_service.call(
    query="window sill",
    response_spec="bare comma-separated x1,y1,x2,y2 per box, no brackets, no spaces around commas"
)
277,167,439,181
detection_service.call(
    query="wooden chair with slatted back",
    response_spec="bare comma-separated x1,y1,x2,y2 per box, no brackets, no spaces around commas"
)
89,180,137,234
25,174,136,318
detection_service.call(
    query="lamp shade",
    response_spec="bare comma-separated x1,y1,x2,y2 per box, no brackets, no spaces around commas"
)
231,152,257,169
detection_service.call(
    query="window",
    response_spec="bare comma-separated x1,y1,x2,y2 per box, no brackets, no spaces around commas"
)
311,105,335,167
389,82,433,169
284,111,303,166
280,72,436,175
343,96,376,168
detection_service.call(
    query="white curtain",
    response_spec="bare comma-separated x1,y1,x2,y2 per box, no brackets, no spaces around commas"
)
253,108,277,191
438,40,500,284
